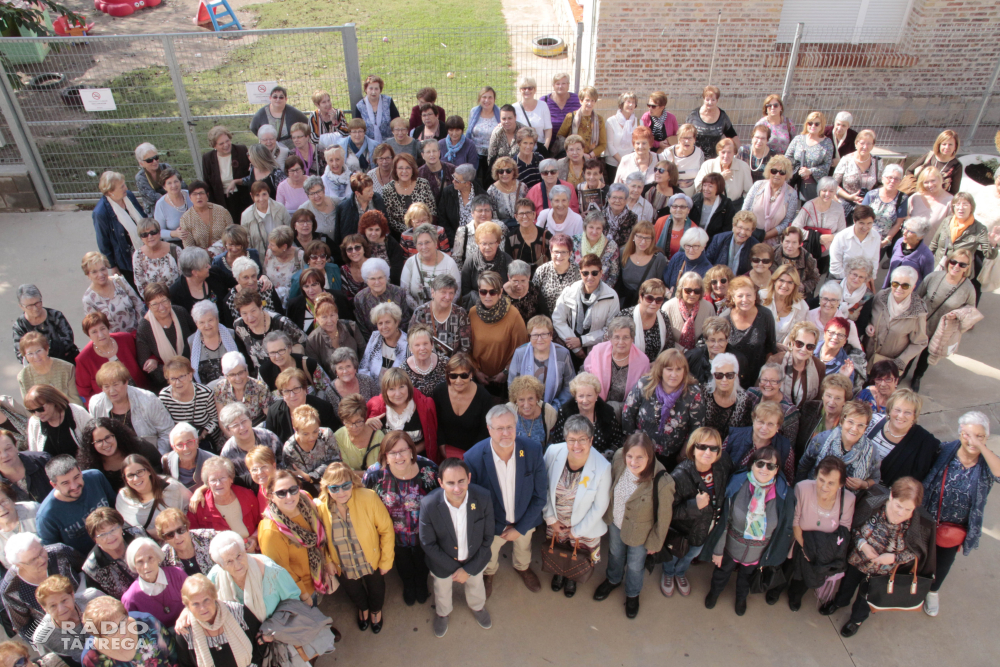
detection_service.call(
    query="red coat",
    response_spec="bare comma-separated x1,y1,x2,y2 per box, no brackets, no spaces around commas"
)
188,483,262,536
75,332,149,408
366,389,439,462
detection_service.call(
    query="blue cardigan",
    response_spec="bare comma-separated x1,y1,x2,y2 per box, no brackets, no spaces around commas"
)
663,251,713,289
923,440,999,555
464,436,548,536
92,190,145,272
704,231,759,276
723,425,795,482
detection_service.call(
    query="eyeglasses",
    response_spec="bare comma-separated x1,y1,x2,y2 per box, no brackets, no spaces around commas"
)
769,168,787,176
754,460,779,471
448,372,471,380
387,449,410,459
273,485,300,499
281,386,305,397
478,288,499,296
873,376,897,385
710,278,728,286
826,331,847,340
694,443,721,453
766,103,781,108
948,259,969,269
249,465,273,475
327,481,353,493
515,211,535,218
160,525,189,541
758,378,779,387
581,270,601,277
682,287,703,295
529,332,552,339
819,297,839,305
540,170,558,176
125,469,149,482
95,525,123,541
890,281,912,290
792,339,817,351
26,404,47,414
641,294,665,305
497,168,514,175
713,372,736,380
142,155,160,163
167,372,192,385
750,257,771,265
345,244,364,253
149,298,171,309
671,204,690,210
267,347,289,358
138,230,159,239
654,167,668,174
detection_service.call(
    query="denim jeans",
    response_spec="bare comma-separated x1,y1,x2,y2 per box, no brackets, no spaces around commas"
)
661,543,703,578
605,522,648,598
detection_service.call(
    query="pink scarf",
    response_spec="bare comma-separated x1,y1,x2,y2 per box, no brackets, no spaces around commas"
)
752,181,789,233
677,298,699,350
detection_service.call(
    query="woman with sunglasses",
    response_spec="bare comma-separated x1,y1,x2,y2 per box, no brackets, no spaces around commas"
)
363,431,439,606
741,154,800,246
339,234,370,301
759,264,808,344
766,320,825,408
643,161,680,217
317,462,395,633
133,143,178,215
702,266,734,315
753,95,797,154
470,271,529,395
24,385,91,458
701,353,750,442
664,271,715,353
659,428,733,598
158,508,218,576
785,112,834,202
910,247,978,391
863,264,928,377
81,507,143,596
612,280,673,364
433,353,493,459
797,401,879,492
703,445,794,615
133,219,182,297
117,454,192,540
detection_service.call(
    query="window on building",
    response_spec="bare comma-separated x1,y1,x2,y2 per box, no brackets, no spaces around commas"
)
777,0,914,44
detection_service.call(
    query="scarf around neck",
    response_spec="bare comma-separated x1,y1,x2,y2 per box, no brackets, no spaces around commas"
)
476,294,510,325
571,110,601,150
109,196,143,251
631,308,666,357
649,108,669,141
574,286,601,336
780,350,820,406
887,292,912,320
815,426,876,481
386,399,417,431
581,233,608,260
950,215,975,243
443,133,467,163
144,308,183,365
264,495,328,594
676,298,699,350
189,600,252,667
361,94,391,143
743,471,776,540
654,383,684,431
215,554,267,621
518,343,561,404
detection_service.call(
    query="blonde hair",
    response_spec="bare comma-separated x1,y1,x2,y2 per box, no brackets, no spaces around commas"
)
474,221,503,244
404,202,434,228
98,171,125,195
801,111,827,134
181,573,218,604
916,166,943,193
753,400,785,428
579,86,598,101
643,349,694,399
81,251,110,275
682,427,722,460
761,264,803,308
569,371,601,397
319,462,361,504
564,134,585,149
292,404,320,431
509,374,544,402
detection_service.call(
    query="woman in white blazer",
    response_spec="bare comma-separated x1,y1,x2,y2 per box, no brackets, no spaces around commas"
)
542,414,612,597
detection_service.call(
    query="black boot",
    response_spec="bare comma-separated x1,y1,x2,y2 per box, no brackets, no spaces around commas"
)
625,596,639,619
593,579,620,601
551,575,565,592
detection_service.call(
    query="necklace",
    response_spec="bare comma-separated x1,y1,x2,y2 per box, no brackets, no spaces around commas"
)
612,353,630,365
517,412,544,441
750,152,766,171
884,423,907,440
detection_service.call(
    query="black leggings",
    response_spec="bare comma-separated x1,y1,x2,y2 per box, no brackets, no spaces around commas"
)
395,544,430,595
709,553,754,603
831,564,871,624
930,544,960,592
338,571,386,614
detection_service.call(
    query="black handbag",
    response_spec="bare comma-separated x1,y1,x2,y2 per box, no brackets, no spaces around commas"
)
748,564,786,595
866,557,933,612
643,471,691,572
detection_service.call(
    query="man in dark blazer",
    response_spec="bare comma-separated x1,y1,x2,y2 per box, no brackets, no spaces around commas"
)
704,211,760,276
463,404,546,596
332,172,388,250
420,458,495,638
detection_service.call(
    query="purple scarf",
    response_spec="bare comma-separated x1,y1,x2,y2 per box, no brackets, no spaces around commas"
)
655,384,684,431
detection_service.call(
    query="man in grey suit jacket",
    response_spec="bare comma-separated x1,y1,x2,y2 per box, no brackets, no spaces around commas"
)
420,458,495,638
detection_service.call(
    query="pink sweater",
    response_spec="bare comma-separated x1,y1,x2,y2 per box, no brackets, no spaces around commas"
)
582,341,650,401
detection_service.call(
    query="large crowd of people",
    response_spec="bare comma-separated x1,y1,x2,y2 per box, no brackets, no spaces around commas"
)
1,74,998,665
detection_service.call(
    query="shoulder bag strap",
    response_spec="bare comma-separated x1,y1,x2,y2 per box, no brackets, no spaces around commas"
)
362,431,382,469
651,469,667,524
936,463,948,522
926,277,965,323
517,103,533,129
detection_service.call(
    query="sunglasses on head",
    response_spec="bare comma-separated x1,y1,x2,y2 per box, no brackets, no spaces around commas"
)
769,168,787,176
641,294,665,305
792,339,817,351
478,288,499,296
160,525,189,541
713,371,736,380
751,257,771,265
694,443,721,453
448,372,471,380
327,481,353,493
682,287,703,295
497,168,514,175
273,485,300,499
754,460,779,471
890,281,912,291
948,259,969,269
142,155,160,163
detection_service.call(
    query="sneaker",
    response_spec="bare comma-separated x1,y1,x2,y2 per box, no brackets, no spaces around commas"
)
924,591,940,617
433,614,448,638
472,607,492,630
675,575,691,597
660,572,675,597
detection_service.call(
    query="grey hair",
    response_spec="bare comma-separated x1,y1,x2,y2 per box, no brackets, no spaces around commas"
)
485,403,517,427
539,158,559,173
890,264,919,285
834,111,853,126
757,362,784,384
678,270,704,288
583,209,607,230
257,124,278,140
606,315,635,339
209,530,247,564
624,171,645,186
817,176,837,193
219,401,251,428
549,184,571,200
413,223,438,242
903,216,932,237
708,352,741,394
680,226,709,248
44,454,79,482
125,537,164,570
430,274,458,292
818,280,843,300
508,259,531,278
230,255,259,279
263,331,292,350
179,247,211,277
202,455,236,480
134,142,157,162
958,410,990,438
883,163,904,180
5,532,42,567
370,301,402,325
608,183,629,197
454,163,477,181
136,218,160,236
330,346,359,368
169,421,199,445
304,175,324,194
563,413,595,439
191,300,219,323
220,351,248,375
844,256,874,278
361,257,390,281
15,284,42,305
668,192,693,208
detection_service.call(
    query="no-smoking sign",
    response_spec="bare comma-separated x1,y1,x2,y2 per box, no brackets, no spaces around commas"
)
82,88,117,112
246,81,278,105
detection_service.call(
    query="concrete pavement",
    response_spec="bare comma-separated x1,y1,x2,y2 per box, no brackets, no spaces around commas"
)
1,210,998,667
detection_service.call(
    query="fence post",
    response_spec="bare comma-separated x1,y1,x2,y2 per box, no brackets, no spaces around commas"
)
0,62,55,208
966,49,1000,147
707,10,722,84
781,22,804,104
573,22,584,94
162,36,204,180
342,23,364,113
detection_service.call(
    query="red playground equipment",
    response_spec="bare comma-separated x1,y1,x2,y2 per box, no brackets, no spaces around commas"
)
93,0,161,18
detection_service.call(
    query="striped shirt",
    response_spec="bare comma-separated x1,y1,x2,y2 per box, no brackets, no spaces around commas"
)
158,383,224,448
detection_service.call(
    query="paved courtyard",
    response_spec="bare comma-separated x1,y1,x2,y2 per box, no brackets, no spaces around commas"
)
1,210,998,666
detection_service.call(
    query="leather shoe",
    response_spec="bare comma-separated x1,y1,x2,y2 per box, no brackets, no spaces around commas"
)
735,598,747,616
330,626,342,643
370,612,383,634
625,596,639,619
819,602,841,616
911,376,922,393
483,574,494,599
704,593,719,610
563,579,577,598
765,588,780,605
356,612,369,631
551,575,565,592
415,582,429,605
593,579,620,601
517,568,542,593
840,621,862,637
788,598,801,612
403,585,416,606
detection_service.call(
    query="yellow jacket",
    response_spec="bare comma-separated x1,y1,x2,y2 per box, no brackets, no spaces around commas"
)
315,487,395,573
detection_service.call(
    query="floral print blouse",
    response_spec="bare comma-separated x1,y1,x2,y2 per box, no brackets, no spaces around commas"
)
848,506,915,576
363,457,439,547
263,247,305,306
382,179,438,235
283,427,342,482
834,155,883,198
488,181,529,220
82,274,146,334
81,611,176,667
754,116,799,154
622,381,707,463
132,246,181,296
232,312,306,375
213,376,273,424
785,135,835,184
571,234,620,288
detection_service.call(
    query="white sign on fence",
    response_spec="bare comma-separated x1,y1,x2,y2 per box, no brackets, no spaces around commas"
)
81,89,117,112
245,82,279,105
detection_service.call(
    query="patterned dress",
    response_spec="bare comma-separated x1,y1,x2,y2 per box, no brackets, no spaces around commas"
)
212,377,273,425
404,355,449,396
340,265,366,300
363,457,439,547
532,262,582,314
263,247,306,306
848,506,915,576
225,285,283,323
785,136,835,190
12,308,78,363
132,246,181,296
545,464,601,561
82,275,146,334
81,611,176,667
702,387,751,441
488,181,529,220
232,312,306,376
382,179,437,235
282,427,342,482
353,285,413,342
408,302,472,356
179,204,233,250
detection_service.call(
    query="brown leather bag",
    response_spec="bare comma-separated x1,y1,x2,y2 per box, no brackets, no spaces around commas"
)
540,534,596,583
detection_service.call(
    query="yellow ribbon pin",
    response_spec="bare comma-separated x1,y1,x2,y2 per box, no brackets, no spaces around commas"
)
470,503,476,510
519,450,524,457
579,476,590,488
